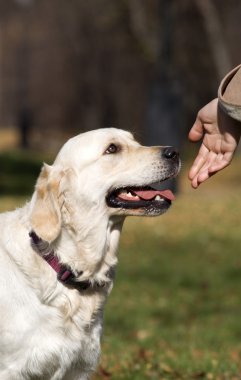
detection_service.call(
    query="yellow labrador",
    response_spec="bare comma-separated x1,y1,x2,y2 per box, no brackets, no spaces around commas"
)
0,128,180,380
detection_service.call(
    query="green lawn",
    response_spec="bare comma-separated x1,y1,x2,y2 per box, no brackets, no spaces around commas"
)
1,151,241,379
96,157,241,380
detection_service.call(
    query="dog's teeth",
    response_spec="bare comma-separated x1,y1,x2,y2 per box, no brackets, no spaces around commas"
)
155,195,162,201
125,192,138,199
122,191,134,198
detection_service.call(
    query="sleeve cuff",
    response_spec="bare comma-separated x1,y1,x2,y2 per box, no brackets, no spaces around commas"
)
218,64,241,122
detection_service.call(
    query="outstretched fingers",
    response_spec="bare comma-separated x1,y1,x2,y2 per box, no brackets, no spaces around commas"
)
188,144,209,181
190,151,234,188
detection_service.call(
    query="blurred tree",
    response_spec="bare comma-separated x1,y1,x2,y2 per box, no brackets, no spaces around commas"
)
14,0,34,149
195,0,231,80
145,0,183,149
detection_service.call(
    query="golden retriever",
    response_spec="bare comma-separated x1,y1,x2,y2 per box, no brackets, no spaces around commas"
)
0,128,180,379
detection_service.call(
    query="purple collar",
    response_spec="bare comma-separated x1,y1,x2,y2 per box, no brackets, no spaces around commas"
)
29,230,91,291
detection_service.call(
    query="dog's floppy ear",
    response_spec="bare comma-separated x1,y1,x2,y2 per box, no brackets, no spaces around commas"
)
30,163,62,243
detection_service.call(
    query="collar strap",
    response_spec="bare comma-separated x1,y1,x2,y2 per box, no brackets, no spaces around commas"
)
29,231,91,291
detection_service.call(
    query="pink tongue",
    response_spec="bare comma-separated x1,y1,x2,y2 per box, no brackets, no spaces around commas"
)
133,189,175,201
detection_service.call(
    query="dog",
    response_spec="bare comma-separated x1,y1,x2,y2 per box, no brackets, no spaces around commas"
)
0,128,180,380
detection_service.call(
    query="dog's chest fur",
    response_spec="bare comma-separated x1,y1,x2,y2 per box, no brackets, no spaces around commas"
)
0,207,112,380
1,292,103,379
1,272,106,379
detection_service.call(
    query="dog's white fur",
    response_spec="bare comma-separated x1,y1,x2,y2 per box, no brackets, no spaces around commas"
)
0,128,179,380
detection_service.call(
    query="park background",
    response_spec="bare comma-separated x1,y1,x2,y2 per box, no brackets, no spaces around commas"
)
1,1,241,379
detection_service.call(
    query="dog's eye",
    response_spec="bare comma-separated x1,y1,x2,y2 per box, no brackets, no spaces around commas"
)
105,143,118,154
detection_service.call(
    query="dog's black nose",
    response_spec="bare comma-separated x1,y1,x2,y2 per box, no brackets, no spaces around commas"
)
163,147,179,160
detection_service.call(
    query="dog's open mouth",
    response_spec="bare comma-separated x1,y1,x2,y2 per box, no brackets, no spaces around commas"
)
106,185,175,214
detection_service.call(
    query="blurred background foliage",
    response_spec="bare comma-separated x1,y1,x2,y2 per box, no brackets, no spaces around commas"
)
0,0,240,152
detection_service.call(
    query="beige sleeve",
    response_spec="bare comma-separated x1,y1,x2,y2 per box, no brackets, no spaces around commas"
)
218,64,241,122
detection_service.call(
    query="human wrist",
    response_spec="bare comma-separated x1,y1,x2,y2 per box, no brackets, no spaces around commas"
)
218,100,241,130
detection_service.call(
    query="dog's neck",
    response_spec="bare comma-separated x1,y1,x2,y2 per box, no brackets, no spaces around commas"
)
29,230,94,291
67,216,124,283
59,196,125,284
29,178,125,289
30,215,125,290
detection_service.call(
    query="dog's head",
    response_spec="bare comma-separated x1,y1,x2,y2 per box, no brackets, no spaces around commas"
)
30,128,180,242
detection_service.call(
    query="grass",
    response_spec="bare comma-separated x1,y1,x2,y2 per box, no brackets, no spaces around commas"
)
1,149,241,379
97,200,241,379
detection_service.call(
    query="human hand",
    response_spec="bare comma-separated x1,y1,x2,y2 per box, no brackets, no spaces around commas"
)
188,98,241,188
